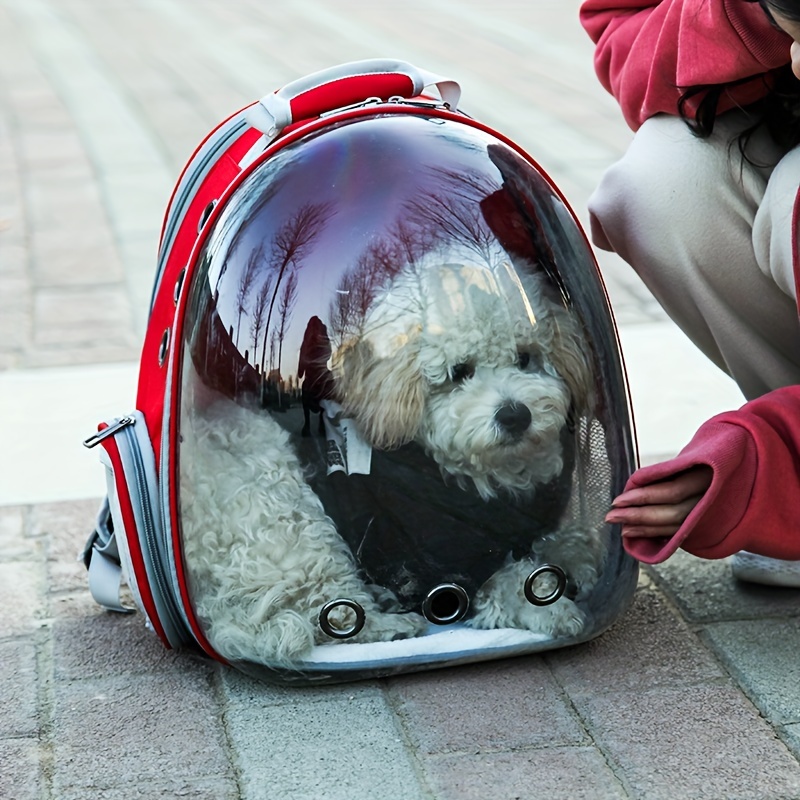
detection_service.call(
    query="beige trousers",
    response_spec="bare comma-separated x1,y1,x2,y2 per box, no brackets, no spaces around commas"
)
589,110,800,400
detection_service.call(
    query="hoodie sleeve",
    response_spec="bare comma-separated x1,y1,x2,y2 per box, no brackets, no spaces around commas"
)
579,0,791,130
622,385,800,563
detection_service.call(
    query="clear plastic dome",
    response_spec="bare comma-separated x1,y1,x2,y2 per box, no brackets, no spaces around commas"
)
176,112,638,683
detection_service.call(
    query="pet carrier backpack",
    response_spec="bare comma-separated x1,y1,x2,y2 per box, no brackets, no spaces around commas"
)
83,59,639,685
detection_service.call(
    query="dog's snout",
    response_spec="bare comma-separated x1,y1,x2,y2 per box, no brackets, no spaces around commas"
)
495,402,532,437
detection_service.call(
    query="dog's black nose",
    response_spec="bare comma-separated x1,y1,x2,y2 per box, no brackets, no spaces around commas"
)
495,402,532,437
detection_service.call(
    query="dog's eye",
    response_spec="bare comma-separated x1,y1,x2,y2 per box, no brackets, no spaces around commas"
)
451,362,475,383
517,350,543,372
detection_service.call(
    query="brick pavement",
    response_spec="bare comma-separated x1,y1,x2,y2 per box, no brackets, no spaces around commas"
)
2,1,800,799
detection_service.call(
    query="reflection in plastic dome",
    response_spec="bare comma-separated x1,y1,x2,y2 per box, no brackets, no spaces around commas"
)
176,113,637,682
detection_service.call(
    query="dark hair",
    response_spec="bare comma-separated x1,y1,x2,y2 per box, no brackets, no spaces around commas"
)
678,0,800,153
759,0,800,21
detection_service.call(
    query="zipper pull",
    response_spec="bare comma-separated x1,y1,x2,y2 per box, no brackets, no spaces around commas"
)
83,416,135,449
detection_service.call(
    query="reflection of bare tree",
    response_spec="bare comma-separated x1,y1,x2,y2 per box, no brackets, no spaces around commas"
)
403,167,505,269
250,275,272,375
329,239,395,343
328,167,510,345
264,202,331,338
221,200,331,383
275,268,298,374
269,328,278,376
234,243,264,346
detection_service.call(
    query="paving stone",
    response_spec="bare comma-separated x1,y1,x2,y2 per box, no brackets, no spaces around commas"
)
221,663,387,708
422,747,627,800
0,738,45,800
225,690,427,800
575,684,800,800
0,505,30,559
780,723,800,760
29,498,104,592
51,666,234,796
4,0,800,796
32,229,124,287
0,305,31,351
33,286,135,347
547,584,724,695
0,560,46,636
54,777,241,800
51,603,194,681
702,619,800,726
388,657,587,755
0,637,39,737
646,551,800,624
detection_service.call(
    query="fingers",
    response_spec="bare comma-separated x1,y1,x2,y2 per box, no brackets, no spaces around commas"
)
605,493,706,539
604,465,713,541
610,465,712,509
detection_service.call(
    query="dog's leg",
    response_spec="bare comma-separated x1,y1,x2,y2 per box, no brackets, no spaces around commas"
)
469,524,607,638
180,398,426,667
469,558,587,638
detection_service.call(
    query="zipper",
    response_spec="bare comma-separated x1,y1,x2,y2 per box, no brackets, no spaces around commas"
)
150,117,249,313
83,415,134,449
85,414,189,645
120,422,188,642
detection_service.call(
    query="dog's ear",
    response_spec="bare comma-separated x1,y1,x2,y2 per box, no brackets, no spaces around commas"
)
547,310,594,414
333,336,426,449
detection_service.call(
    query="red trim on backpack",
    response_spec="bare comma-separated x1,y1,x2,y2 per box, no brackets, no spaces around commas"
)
137,127,263,463
143,96,623,665
99,431,171,648
289,74,415,121
157,106,251,247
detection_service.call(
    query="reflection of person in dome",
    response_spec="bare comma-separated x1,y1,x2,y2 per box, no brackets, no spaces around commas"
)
297,315,334,437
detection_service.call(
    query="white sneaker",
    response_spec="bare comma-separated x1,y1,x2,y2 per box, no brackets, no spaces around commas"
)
731,551,800,588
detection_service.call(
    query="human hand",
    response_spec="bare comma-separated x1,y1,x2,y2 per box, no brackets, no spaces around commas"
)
604,465,713,540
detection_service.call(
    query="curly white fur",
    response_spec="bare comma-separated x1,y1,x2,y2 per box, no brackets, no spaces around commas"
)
332,262,605,635
333,263,591,499
180,399,426,666
179,260,606,667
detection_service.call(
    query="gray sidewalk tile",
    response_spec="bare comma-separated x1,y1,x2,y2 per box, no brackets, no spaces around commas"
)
30,498,99,593
224,690,429,800
221,666,386,709
702,618,800,727
51,667,236,798
51,603,190,682
547,584,726,694
0,560,45,636
576,685,800,800
388,658,588,755
2,0,800,797
55,778,241,800
0,504,28,557
647,551,800,624
0,637,39,737
421,748,627,800
0,739,45,800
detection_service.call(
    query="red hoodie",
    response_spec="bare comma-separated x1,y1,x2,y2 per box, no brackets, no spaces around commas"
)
580,0,800,563
580,0,791,129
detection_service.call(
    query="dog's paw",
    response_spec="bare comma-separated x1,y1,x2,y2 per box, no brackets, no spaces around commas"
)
468,559,588,638
514,596,586,638
208,608,317,666
355,609,428,644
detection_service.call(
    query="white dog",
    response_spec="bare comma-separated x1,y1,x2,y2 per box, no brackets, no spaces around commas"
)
333,262,605,635
178,260,606,667
179,397,427,667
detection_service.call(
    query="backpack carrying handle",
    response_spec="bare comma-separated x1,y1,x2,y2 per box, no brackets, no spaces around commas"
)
246,59,461,141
